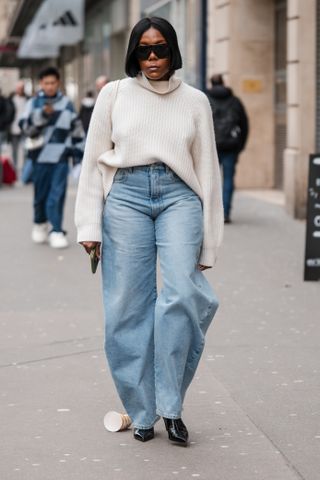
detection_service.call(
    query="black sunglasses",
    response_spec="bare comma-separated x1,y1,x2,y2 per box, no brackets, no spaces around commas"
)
135,43,170,61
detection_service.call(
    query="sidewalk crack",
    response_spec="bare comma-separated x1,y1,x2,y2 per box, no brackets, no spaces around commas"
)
244,411,306,480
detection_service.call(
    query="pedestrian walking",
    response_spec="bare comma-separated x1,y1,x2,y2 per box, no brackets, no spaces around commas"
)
75,17,223,445
0,89,15,156
10,80,28,169
79,79,109,136
79,90,95,134
95,75,109,94
207,74,249,223
19,67,84,248
0,91,7,183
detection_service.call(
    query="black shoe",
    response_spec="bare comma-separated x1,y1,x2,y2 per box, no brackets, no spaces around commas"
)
224,216,231,224
133,427,154,442
163,418,189,445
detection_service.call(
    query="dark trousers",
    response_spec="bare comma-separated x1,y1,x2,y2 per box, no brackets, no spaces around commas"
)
33,162,68,232
218,151,238,218
0,130,6,157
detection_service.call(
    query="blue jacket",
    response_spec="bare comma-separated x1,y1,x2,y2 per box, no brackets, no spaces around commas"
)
19,90,84,164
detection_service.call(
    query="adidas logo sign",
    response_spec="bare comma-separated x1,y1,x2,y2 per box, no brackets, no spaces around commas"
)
53,10,78,26
39,10,78,30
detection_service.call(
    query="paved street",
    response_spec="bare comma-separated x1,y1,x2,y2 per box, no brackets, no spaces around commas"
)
1,182,319,480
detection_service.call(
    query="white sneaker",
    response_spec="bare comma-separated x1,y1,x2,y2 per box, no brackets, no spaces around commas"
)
31,223,48,244
49,231,69,249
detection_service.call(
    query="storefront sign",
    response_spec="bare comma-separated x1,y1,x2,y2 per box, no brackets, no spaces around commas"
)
304,154,320,281
241,78,264,93
18,0,84,59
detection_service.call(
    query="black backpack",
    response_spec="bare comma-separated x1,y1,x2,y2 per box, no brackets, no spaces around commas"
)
0,97,15,130
208,95,242,151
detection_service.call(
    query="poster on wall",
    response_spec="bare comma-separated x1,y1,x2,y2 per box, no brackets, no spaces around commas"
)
304,154,320,281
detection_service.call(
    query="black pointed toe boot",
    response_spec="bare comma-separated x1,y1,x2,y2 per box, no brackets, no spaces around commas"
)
163,418,189,445
133,427,154,442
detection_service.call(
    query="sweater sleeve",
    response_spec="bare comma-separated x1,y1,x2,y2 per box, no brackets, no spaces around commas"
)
74,82,115,243
191,92,224,267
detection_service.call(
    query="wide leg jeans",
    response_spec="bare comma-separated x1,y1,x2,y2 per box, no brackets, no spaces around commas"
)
101,164,219,429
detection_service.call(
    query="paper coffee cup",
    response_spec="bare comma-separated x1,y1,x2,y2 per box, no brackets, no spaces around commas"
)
103,411,132,432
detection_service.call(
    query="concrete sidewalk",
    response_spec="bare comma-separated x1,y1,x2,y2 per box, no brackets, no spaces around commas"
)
0,183,319,480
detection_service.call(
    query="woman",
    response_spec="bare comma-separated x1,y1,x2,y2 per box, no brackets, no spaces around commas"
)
75,17,223,445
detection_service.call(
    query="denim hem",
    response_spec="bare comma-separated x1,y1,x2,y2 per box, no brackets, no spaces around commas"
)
156,410,182,419
133,415,160,430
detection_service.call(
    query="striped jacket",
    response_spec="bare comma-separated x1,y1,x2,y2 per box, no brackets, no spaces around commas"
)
19,90,84,164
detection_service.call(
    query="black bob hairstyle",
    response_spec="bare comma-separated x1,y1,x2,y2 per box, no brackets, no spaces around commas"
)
125,17,182,78
38,66,60,80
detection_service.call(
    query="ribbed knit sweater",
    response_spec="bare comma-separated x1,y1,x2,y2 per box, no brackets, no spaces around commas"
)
75,73,224,267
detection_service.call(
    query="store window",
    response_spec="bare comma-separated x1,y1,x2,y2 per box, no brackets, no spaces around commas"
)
64,57,79,104
83,2,112,92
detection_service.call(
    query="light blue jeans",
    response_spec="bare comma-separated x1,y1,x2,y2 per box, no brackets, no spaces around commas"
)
101,163,219,429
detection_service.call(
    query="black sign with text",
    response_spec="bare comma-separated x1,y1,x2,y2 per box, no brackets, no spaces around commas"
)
304,155,320,281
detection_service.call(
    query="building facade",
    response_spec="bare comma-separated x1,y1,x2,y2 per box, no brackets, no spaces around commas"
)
208,0,317,218
57,0,206,104
140,0,205,88
59,0,131,104
0,0,20,94
0,0,318,218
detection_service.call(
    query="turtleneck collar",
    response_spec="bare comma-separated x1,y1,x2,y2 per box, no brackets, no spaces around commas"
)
135,72,182,95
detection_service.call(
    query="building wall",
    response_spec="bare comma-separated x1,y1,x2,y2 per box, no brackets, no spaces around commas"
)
141,0,203,87
208,0,317,220
0,0,20,94
284,0,316,218
0,0,18,39
59,0,130,107
208,0,275,189
2,0,317,221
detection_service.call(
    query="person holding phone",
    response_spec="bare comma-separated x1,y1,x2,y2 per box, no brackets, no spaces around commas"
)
75,17,223,445
19,67,84,248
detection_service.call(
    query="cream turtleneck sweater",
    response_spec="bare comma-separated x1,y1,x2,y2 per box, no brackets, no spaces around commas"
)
75,73,223,267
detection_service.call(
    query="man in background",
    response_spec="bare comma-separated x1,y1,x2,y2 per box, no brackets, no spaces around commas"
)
10,80,28,169
19,66,84,248
79,90,95,134
79,76,108,134
207,74,249,223
0,88,15,156
95,75,109,94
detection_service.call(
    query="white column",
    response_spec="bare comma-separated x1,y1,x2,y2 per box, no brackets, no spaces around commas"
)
284,0,316,218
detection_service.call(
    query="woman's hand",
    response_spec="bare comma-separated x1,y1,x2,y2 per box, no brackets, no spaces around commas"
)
80,241,101,258
198,264,211,271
